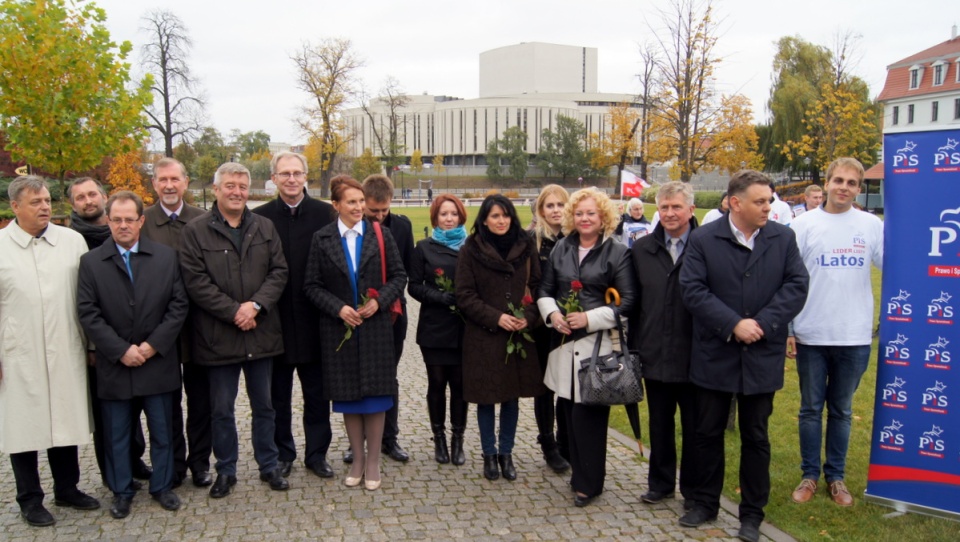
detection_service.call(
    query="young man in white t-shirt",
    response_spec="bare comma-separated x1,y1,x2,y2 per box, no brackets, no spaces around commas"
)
792,185,823,217
786,157,883,508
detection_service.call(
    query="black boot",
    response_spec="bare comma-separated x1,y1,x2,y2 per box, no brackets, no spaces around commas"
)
432,424,450,464
538,433,570,473
498,453,517,481
482,454,500,480
450,426,466,466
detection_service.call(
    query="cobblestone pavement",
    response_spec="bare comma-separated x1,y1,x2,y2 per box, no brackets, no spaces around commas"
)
1,299,792,541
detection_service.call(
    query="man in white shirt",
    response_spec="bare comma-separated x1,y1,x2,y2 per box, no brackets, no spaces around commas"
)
792,185,823,217
786,157,883,508
768,190,793,225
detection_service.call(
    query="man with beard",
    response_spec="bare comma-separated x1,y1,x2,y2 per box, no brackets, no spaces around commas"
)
68,178,152,487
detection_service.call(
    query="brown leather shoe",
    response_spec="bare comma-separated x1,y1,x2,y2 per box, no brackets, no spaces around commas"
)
791,478,818,503
829,480,854,506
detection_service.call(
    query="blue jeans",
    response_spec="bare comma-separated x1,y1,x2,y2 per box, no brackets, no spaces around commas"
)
476,400,518,456
796,344,870,482
208,358,279,476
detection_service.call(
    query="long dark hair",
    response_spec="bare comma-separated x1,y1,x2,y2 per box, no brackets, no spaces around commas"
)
472,194,521,237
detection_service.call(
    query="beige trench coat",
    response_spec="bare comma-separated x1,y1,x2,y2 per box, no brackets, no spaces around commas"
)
535,300,616,403
0,222,92,454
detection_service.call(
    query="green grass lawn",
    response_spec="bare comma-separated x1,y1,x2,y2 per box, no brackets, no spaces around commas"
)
393,201,960,541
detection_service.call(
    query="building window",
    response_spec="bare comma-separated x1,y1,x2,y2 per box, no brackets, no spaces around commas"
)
955,98,960,120
892,106,899,125
908,104,915,123
933,62,945,86
909,65,923,89
932,101,939,122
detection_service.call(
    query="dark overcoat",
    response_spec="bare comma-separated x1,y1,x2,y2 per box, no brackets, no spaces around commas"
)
456,233,546,404
77,237,189,400
630,219,697,383
253,193,336,365
408,238,463,350
679,218,809,395
303,219,406,401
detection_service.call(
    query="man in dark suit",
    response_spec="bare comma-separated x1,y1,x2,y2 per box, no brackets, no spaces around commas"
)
253,151,337,479
630,181,698,508
349,173,414,464
678,170,809,542
77,191,189,519
141,157,212,489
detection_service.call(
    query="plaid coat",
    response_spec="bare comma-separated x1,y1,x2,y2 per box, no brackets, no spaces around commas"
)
303,219,406,401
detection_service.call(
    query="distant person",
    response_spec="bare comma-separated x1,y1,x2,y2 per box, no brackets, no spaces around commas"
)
1,175,100,527
786,158,883,507
77,191,189,519
700,192,729,225
679,170,808,542
768,190,793,225
792,185,823,217
614,197,652,247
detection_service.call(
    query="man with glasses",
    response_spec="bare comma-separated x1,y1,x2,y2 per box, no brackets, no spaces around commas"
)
253,152,337,479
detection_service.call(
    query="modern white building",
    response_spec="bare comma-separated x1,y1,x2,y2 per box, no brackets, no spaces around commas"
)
341,42,640,167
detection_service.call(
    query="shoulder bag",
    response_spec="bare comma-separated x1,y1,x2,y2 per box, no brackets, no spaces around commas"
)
577,305,643,405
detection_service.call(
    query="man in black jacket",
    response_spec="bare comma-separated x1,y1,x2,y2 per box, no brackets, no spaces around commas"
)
630,181,698,508
679,170,808,542
253,152,337,479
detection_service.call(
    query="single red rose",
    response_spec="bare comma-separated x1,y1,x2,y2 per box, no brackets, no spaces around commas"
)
521,294,534,306
435,268,445,276
571,280,583,292
366,288,380,299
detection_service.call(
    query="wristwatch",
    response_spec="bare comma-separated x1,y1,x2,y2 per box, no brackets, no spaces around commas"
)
252,301,262,312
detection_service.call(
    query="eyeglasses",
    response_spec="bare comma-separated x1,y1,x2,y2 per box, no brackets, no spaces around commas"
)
109,217,140,225
275,172,306,180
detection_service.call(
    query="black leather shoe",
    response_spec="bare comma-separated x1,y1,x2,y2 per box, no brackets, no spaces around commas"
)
306,459,335,478
574,493,597,507
54,489,100,510
679,507,718,527
343,448,354,464
109,496,132,519
278,460,293,477
209,474,237,499
131,479,143,491
382,442,410,462
152,490,181,511
20,503,55,527
482,454,500,481
683,499,695,511
192,471,213,488
641,490,675,504
260,468,290,491
738,521,761,542
132,460,153,480
498,453,517,481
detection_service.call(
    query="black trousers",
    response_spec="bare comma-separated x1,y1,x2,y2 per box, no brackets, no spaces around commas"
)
181,362,213,475
10,446,81,508
689,386,774,522
644,379,697,498
89,365,145,480
533,325,568,455
559,397,610,498
272,362,332,466
383,310,407,446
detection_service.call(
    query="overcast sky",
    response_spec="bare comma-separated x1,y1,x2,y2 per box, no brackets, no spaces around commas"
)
93,0,953,147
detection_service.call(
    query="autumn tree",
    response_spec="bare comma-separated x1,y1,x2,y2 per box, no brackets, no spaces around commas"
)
708,95,764,174
231,129,271,159
108,142,154,205
351,147,382,181
536,115,589,182
589,102,641,189
0,0,153,199
140,9,204,157
410,149,423,174
485,140,504,181
432,153,445,173
361,76,411,177
293,38,362,187
636,43,664,182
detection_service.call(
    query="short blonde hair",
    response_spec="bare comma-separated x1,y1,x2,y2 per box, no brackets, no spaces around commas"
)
561,188,620,237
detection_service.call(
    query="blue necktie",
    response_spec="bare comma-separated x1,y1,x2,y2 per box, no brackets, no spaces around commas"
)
122,250,133,282
170,212,178,222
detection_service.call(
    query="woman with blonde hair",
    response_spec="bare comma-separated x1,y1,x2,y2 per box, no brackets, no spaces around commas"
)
537,187,636,507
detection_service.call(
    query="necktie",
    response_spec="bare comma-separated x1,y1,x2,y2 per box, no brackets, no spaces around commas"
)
290,206,298,217
668,238,682,264
170,212,178,222
122,250,134,282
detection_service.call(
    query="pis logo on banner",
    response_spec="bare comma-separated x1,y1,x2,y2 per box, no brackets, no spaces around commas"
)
926,291,954,324
918,425,946,458
934,137,960,172
881,377,908,409
892,140,920,173
923,336,951,370
921,381,949,414
885,333,911,366
879,419,905,451
886,290,913,322
929,207,960,279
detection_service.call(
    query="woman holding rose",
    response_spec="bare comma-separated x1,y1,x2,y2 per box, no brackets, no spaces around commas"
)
456,194,545,482
408,194,469,466
536,187,636,507
303,175,407,491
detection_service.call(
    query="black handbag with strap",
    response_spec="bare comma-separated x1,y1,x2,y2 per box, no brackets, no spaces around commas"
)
576,305,643,406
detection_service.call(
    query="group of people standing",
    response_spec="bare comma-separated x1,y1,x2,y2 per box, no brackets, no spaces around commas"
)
0,153,882,542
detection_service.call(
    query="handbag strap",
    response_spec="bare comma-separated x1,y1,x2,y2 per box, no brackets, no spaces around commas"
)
372,220,387,286
611,304,631,352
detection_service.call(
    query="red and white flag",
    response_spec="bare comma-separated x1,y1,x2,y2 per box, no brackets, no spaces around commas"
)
620,170,649,198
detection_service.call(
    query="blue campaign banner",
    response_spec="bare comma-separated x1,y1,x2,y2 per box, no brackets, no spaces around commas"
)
866,129,960,520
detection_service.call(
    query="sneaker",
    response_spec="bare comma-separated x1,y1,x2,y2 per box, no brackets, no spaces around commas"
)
829,480,854,507
791,478,818,503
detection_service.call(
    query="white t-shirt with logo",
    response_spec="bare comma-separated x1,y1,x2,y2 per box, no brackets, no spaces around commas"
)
769,195,793,225
791,207,884,345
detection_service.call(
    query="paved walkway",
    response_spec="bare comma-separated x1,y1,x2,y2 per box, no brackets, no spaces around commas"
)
1,300,792,541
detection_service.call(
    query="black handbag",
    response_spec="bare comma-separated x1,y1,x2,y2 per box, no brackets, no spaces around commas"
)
577,305,643,406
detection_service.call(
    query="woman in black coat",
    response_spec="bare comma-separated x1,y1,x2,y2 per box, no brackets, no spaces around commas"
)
536,187,636,507
528,184,571,474
303,176,407,491
456,195,545,482
408,194,469,466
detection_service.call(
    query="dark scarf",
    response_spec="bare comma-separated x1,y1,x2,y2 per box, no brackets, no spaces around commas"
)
480,225,520,260
69,211,111,249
